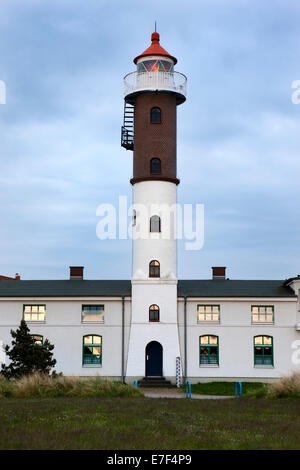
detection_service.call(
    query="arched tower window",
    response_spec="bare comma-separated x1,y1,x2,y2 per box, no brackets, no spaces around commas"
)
149,260,160,278
150,158,161,174
150,215,161,233
150,107,161,123
149,304,160,322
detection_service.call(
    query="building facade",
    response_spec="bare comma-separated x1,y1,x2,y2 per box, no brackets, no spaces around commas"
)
0,31,299,383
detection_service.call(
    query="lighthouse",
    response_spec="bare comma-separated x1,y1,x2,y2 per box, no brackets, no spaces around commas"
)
122,29,187,383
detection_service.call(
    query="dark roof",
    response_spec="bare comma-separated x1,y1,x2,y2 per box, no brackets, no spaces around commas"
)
177,280,296,298
0,279,296,298
0,280,131,297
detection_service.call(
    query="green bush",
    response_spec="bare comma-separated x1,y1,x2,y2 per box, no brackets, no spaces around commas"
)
181,381,267,397
243,383,269,398
1,320,56,379
0,375,14,398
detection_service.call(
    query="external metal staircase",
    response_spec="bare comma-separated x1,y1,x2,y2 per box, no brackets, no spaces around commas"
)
121,102,134,150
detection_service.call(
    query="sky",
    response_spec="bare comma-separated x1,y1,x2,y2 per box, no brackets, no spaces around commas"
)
0,0,300,281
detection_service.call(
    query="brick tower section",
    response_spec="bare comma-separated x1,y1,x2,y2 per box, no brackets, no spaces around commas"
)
130,93,179,186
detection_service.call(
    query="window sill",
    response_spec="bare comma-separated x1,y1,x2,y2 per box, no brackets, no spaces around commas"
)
251,322,274,326
199,365,219,368
81,322,105,324
197,321,220,325
254,365,274,369
82,365,102,368
25,321,46,324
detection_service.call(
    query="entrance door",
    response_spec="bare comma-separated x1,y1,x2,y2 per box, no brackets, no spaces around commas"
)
145,341,163,377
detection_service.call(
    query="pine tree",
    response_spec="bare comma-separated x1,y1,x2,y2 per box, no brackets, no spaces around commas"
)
1,319,56,379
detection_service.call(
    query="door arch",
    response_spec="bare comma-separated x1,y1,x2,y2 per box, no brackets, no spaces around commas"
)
145,341,163,377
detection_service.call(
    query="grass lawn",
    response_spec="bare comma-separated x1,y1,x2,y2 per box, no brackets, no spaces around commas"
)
0,396,300,449
181,381,267,397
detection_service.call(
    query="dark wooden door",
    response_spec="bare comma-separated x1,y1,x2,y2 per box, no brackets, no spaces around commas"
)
145,341,163,376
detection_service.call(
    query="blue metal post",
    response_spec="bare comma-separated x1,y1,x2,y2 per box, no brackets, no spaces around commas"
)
235,381,242,397
186,380,191,398
134,380,138,389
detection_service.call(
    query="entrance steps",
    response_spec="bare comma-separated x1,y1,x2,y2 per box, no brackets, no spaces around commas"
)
138,377,176,388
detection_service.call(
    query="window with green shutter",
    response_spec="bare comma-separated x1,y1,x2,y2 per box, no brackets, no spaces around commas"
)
199,335,219,365
197,305,220,322
82,335,102,365
23,305,46,322
254,336,273,366
81,305,104,323
31,335,43,346
251,306,274,323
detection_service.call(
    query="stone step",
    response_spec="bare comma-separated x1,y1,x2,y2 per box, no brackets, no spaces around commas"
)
137,377,176,388
139,384,176,389
139,377,169,380
138,380,173,385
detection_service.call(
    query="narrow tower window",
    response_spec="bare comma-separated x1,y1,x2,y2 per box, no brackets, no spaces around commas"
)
150,215,161,233
150,158,161,174
132,209,137,226
150,107,161,123
149,260,160,278
149,304,160,322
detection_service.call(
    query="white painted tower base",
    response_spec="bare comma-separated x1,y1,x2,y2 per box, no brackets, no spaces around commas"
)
126,281,181,382
126,180,181,382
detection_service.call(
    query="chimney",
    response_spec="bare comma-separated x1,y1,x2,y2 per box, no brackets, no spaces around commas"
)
69,266,84,280
212,266,226,280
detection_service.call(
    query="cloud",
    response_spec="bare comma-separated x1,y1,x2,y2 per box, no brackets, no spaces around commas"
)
0,0,299,279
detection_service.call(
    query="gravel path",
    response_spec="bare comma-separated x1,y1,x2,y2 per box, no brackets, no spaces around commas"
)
141,388,234,400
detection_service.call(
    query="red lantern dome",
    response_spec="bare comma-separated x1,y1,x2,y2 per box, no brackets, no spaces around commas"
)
134,30,177,65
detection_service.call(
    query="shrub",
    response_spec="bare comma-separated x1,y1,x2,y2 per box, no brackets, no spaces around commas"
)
0,372,143,398
1,320,56,379
244,383,269,398
267,371,300,398
0,374,14,398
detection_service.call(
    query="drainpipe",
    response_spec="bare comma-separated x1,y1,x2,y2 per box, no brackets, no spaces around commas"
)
184,296,187,385
122,296,125,383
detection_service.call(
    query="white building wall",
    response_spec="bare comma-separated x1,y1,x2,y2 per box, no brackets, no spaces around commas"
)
1,294,299,382
178,298,300,382
0,297,131,378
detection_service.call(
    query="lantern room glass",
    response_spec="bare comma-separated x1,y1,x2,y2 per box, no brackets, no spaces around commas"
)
137,59,174,73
